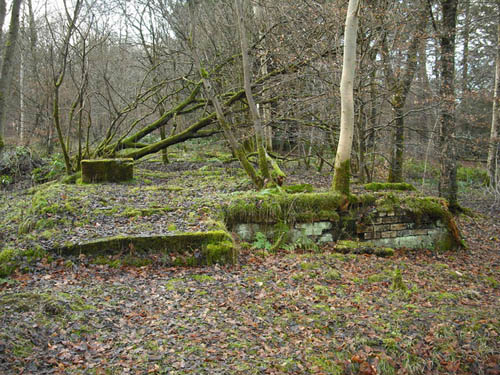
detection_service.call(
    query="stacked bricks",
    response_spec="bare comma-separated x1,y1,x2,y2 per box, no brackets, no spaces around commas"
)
356,209,443,241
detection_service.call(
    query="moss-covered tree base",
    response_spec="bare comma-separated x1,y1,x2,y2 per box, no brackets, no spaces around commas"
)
81,158,134,183
332,159,351,195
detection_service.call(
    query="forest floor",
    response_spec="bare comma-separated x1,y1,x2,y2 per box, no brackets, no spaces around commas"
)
0,151,499,374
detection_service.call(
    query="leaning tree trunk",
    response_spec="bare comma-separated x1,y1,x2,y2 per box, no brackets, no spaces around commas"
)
0,0,23,150
0,0,6,43
332,0,361,194
488,9,500,188
235,0,272,183
438,0,459,210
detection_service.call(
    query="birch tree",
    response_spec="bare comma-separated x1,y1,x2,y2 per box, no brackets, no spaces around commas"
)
487,5,500,188
332,0,361,194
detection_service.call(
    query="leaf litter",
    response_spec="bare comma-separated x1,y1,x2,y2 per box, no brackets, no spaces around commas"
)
0,160,498,374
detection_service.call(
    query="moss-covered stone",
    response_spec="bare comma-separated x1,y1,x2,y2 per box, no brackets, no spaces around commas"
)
224,191,348,226
56,230,237,266
334,240,394,257
364,182,416,191
81,158,133,183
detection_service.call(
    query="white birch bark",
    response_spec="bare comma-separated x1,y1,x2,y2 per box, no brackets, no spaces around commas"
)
332,0,361,194
488,12,500,188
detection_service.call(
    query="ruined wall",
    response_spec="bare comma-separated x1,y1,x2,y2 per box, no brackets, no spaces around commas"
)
226,191,459,251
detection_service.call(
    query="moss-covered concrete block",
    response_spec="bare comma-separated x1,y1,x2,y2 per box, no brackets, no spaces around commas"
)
55,230,237,266
81,158,133,183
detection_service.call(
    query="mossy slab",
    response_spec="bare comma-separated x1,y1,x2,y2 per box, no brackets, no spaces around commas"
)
224,191,348,225
364,182,416,191
56,230,236,266
81,158,133,183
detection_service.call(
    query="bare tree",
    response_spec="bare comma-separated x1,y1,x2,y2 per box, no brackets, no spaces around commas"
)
0,0,23,150
487,4,500,188
437,0,459,209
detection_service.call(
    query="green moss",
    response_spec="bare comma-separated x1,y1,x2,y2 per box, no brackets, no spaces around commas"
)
0,291,92,315
203,240,235,265
122,255,152,267
120,206,173,217
332,159,351,195
391,268,407,291
57,230,237,266
335,240,394,257
283,184,314,194
0,248,19,277
374,247,395,257
91,256,121,268
224,191,347,225
0,247,47,277
81,158,133,183
192,274,215,282
364,182,416,191
60,172,81,184
324,269,341,280
12,339,33,358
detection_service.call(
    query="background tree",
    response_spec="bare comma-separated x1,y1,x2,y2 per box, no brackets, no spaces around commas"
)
488,4,500,188
436,0,459,209
0,0,23,150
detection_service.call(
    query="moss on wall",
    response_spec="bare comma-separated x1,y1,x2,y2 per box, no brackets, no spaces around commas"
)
224,191,349,226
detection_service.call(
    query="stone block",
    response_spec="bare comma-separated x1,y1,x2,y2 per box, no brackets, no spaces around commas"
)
295,221,332,236
382,216,399,224
413,229,429,236
374,224,390,232
381,231,397,238
319,233,333,243
81,158,134,183
390,223,408,231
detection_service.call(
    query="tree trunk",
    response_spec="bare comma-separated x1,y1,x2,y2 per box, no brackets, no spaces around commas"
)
488,9,500,188
438,0,459,209
252,2,273,151
332,0,360,194
382,0,427,182
388,105,405,182
461,0,470,95
0,0,23,150
0,0,6,46
188,1,263,189
235,0,271,183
